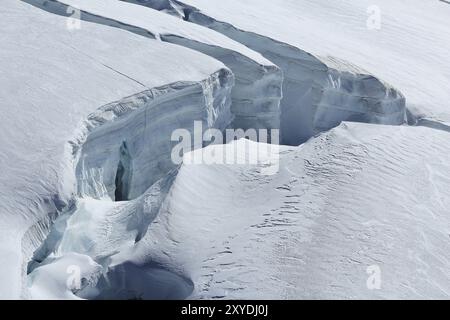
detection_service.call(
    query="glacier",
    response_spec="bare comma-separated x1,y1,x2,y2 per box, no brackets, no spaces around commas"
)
1,0,450,300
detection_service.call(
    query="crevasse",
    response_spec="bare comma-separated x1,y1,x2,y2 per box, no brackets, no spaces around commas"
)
133,0,407,145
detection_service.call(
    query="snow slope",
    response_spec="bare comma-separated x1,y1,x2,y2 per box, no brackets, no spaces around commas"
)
142,0,450,142
0,0,232,299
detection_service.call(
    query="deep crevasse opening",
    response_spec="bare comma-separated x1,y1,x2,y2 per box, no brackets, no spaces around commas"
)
114,141,132,202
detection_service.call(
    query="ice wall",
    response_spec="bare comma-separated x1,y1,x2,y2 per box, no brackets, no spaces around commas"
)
132,0,406,145
161,35,282,133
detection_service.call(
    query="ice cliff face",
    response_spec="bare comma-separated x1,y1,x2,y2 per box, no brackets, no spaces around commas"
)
29,171,194,300
75,73,232,201
162,35,282,134
29,0,407,144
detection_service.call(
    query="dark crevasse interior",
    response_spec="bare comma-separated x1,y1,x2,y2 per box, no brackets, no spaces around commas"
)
114,142,133,202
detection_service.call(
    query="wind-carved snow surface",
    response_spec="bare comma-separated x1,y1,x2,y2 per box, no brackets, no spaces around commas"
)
25,0,283,136
124,124,450,299
127,0,407,145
